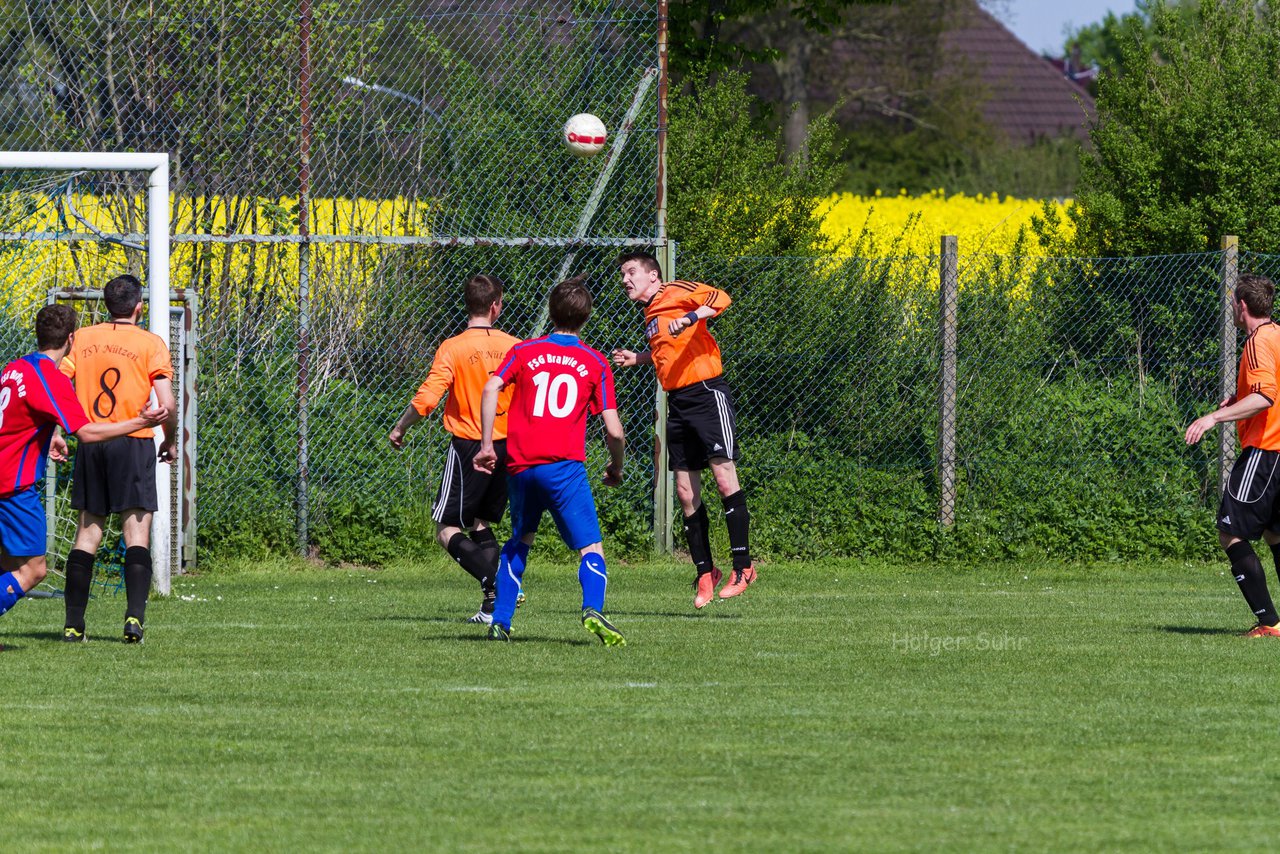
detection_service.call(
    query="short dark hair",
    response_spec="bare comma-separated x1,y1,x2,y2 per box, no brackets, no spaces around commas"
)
36,304,77,350
1238,273,1276,319
464,273,504,317
104,274,143,318
549,275,592,331
616,251,662,279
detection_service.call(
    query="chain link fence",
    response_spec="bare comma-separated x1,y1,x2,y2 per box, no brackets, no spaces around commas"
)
0,1,1256,565
680,248,1230,561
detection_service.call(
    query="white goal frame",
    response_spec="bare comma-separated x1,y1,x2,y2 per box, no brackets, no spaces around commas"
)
0,152,174,594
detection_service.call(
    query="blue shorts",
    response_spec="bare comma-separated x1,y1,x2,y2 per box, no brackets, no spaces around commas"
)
0,487,46,558
509,460,603,550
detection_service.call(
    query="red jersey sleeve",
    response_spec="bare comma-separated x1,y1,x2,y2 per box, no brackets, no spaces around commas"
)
590,360,617,415
30,359,89,434
494,347,523,386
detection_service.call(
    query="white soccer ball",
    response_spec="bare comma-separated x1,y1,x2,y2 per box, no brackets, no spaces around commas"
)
563,113,607,157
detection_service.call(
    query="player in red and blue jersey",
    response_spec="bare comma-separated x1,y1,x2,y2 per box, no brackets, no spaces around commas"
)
0,305,166,629
473,276,627,645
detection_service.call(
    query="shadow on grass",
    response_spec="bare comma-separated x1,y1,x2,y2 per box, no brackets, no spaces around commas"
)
1158,625,1241,636
2,629,68,644
433,633,594,647
373,615,480,625
610,610,742,620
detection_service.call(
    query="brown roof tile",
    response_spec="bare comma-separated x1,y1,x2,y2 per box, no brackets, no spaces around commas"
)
942,2,1095,143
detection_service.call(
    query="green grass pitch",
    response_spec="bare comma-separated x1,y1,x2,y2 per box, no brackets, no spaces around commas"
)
2,557,1277,851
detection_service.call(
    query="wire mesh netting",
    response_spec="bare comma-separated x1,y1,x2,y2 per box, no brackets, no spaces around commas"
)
0,0,660,241
679,250,1230,560
0,1,1256,565
0,168,191,591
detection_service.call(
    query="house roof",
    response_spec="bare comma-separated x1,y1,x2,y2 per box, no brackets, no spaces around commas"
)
941,3,1095,143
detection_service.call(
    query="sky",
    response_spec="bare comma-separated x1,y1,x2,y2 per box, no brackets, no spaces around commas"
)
991,0,1141,56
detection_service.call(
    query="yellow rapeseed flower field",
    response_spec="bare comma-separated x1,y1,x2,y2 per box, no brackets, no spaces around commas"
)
819,190,1074,257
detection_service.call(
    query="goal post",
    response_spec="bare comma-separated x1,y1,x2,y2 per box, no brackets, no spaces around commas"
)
0,152,175,594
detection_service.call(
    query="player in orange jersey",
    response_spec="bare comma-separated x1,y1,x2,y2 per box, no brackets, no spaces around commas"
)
389,274,520,624
1186,273,1280,637
611,251,756,609
57,274,178,644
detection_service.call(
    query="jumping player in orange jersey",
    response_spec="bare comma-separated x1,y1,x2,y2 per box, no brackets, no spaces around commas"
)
389,274,520,624
57,274,178,644
611,251,756,609
1186,273,1280,637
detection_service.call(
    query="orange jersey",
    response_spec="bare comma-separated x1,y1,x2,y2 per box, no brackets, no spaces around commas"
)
411,326,519,440
643,280,732,391
1238,322,1280,450
61,321,173,439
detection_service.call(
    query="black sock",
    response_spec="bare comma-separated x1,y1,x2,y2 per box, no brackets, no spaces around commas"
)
683,503,714,576
469,528,499,594
446,532,492,589
722,490,752,572
1228,541,1279,626
63,548,95,631
124,546,152,622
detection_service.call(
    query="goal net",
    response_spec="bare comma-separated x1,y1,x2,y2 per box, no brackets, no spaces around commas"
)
0,153,188,595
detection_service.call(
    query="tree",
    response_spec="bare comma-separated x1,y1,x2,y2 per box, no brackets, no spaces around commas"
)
670,0,893,156
665,68,842,255
1062,0,1198,94
1072,0,1280,255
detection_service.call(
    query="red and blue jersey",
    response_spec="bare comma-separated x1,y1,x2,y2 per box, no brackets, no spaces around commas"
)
0,354,89,497
494,334,616,474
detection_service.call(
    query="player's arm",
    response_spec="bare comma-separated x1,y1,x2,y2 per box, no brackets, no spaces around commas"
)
390,349,453,448
152,376,179,461
75,405,169,444
388,406,423,450
610,348,653,368
1189,338,1280,444
600,409,625,487
473,375,507,473
668,284,732,336
1186,393,1274,444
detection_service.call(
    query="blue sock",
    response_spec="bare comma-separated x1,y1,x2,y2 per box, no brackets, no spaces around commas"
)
493,541,530,629
578,553,607,612
0,571,27,617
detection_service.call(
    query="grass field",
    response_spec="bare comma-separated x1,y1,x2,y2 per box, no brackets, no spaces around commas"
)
4,556,1280,851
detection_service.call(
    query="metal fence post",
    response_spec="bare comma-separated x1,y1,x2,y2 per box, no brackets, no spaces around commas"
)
938,235,958,527
296,0,314,556
654,240,675,554
653,0,672,555
1220,235,1239,495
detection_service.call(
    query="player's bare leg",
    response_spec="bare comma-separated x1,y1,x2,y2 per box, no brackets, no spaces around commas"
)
577,542,624,646
1222,531,1280,636
63,510,108,640
677,470,722,608
119,509,153,642
0,555,47,619
489,531,536,640
438,521,500,623
709,457,756,599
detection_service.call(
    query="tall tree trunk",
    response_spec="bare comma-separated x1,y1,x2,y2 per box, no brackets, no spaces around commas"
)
772,13,813,160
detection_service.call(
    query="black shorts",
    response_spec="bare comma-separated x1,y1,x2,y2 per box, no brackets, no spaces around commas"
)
432,437,508,529
1218,446,1280,540
666,376,740,471
71,436,158,516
